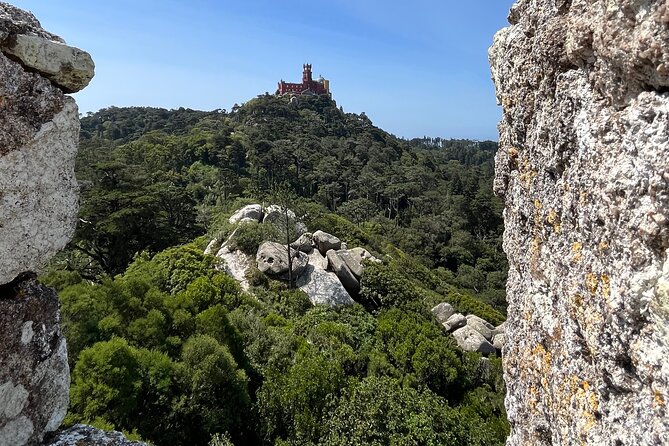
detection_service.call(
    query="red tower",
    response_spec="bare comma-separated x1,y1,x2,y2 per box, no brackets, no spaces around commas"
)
277,64,330,97
302,64,313,83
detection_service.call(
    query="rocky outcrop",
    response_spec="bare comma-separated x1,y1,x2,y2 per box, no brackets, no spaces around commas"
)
0,3,94,285
0,4,94,445
313,230,341,256
290,232,314,253
296,264,354,306
263,205,308,236
451,325,496,356
0,275,69,446
431,302,455,324
491,1,669,444
326,249,360,294
256,242,308,279
442,313,467,332
228,204,263,225
44,424,148,446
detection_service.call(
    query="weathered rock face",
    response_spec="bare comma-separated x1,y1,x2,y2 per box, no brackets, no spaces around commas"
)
313,230,342,256
228,204,263,225
0,5,94,445
491,1,669,445
256,241,309,279
296,265,355,306
442,313,467,332
431,302,455,324
326,249,360,294
0,3,94,284
0,276,69,446
451,325,496,355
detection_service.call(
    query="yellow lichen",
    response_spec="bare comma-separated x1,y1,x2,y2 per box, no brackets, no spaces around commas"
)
600,274,610,301
572,242,583,263
586,273,599,295
579,191,588,206
547,208,561,233
653,390,666,408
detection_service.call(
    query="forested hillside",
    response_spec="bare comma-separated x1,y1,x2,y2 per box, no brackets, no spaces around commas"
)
46,94,509,445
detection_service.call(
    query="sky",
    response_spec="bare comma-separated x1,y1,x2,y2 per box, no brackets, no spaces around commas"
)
13,0,515,141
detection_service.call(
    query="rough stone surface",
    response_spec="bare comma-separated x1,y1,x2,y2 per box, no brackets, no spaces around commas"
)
3,34,95,93
0,276,69,445
0,50,65,156
442,313,467,332
313,230,342,256
326,249,360,294
431,302,455,324
307,249,329,271
256,241,308,279
297,264,355,306
290,232,314,253
491,1,669,444
493,333,506,351
465,314,495,341
263,205,307,236
0,3,63,43
0,99,81,284
228,204,263,224
215,246,252,291
44,424,148,446
451,325,496,355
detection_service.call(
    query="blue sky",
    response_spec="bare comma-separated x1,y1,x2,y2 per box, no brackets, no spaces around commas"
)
13,0,514,140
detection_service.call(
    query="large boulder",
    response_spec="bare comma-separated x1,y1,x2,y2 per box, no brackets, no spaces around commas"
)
0,276,69,445
451,326,496,355
215,246,252,291
442,313,467,332
326,249,359,294
313,230,341,256
465,315,495,341
228,204,263,224
307,249,329,271
256,242,308,279
492,333,506,351
431,302,455,324
335,247,379,280
290,232,314,253
296,265,354,306
0,4,94,285
2,34,94,93
263,205,307,237
491,0,669,444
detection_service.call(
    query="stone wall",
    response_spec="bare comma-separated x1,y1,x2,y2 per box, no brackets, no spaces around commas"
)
490,1,669,445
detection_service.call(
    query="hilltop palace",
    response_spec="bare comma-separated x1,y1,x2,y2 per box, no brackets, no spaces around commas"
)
277,64,331,97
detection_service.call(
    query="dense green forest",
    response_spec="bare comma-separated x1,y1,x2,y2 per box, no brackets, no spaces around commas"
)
46,94,508,445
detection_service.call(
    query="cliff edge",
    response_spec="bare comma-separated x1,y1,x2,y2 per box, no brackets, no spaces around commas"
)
490,1,669,445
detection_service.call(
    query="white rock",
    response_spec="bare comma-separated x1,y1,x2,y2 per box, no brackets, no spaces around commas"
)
215,246,252,291
228,204,263,224
297,264,354,306
313,230,342,256
442,313,467,332
451,326,496,355
2,34,94,93
465,314,495,341
0,99,80,284
431,303,455,324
